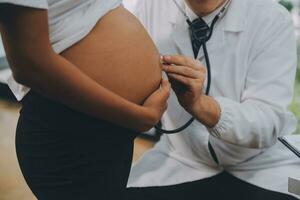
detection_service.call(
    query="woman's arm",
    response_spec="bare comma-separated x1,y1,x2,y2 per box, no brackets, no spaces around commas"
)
0,4,170,132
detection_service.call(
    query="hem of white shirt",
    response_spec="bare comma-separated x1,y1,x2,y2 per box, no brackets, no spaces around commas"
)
0,0,48,9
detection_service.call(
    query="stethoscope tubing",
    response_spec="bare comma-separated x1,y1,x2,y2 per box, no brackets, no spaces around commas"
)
154,0,231,134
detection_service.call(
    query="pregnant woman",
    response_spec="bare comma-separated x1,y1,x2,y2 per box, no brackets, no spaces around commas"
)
0,1,169,199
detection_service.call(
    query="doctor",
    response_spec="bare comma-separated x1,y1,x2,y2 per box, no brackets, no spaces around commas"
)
126,0,300,199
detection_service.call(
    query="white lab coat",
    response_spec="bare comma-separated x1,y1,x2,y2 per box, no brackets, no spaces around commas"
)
128,0,300,197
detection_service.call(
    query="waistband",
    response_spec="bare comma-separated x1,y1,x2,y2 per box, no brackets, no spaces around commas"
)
20,91,138,138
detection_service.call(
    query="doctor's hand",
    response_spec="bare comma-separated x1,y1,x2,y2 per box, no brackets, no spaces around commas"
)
162,55,221,128
162,55,206,113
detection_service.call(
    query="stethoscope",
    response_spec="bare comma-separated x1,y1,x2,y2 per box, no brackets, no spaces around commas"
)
154,0,232,134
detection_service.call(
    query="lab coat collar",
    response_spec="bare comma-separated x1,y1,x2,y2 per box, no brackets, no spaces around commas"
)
223,0,247,32
170,18,195,56
168,0,246,32
168,0,245,58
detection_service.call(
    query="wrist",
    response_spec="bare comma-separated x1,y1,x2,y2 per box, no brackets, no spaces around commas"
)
185,95,205,116
189,95,221,128
134,106,158,132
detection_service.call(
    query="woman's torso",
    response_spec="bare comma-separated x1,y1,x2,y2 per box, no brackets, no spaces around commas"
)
7,0,162,103
60,6,162,104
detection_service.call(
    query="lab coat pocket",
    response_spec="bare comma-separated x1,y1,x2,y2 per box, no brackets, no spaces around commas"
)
210,136,266,167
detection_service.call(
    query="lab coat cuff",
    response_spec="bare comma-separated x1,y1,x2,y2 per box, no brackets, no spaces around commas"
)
208,97,233,138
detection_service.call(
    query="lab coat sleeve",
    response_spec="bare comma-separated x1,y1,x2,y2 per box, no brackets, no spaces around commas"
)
209,10,298,149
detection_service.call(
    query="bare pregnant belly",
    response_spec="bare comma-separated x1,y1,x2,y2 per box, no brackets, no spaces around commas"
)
60,6,162,105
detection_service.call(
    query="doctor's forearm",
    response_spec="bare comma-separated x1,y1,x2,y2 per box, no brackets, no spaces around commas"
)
190,95,221,128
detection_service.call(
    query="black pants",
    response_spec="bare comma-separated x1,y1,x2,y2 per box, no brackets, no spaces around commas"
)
16,91,137,200
126,171,298,200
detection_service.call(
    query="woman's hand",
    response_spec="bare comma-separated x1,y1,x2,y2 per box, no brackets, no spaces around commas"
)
162,55,220,128
139,78,170,132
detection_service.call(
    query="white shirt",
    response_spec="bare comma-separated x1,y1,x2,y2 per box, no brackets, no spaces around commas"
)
185,0,224,25
0,0,122,100
128,0,300,197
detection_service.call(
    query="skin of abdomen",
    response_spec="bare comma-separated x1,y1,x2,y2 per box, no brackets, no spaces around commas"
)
60,6,162,105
